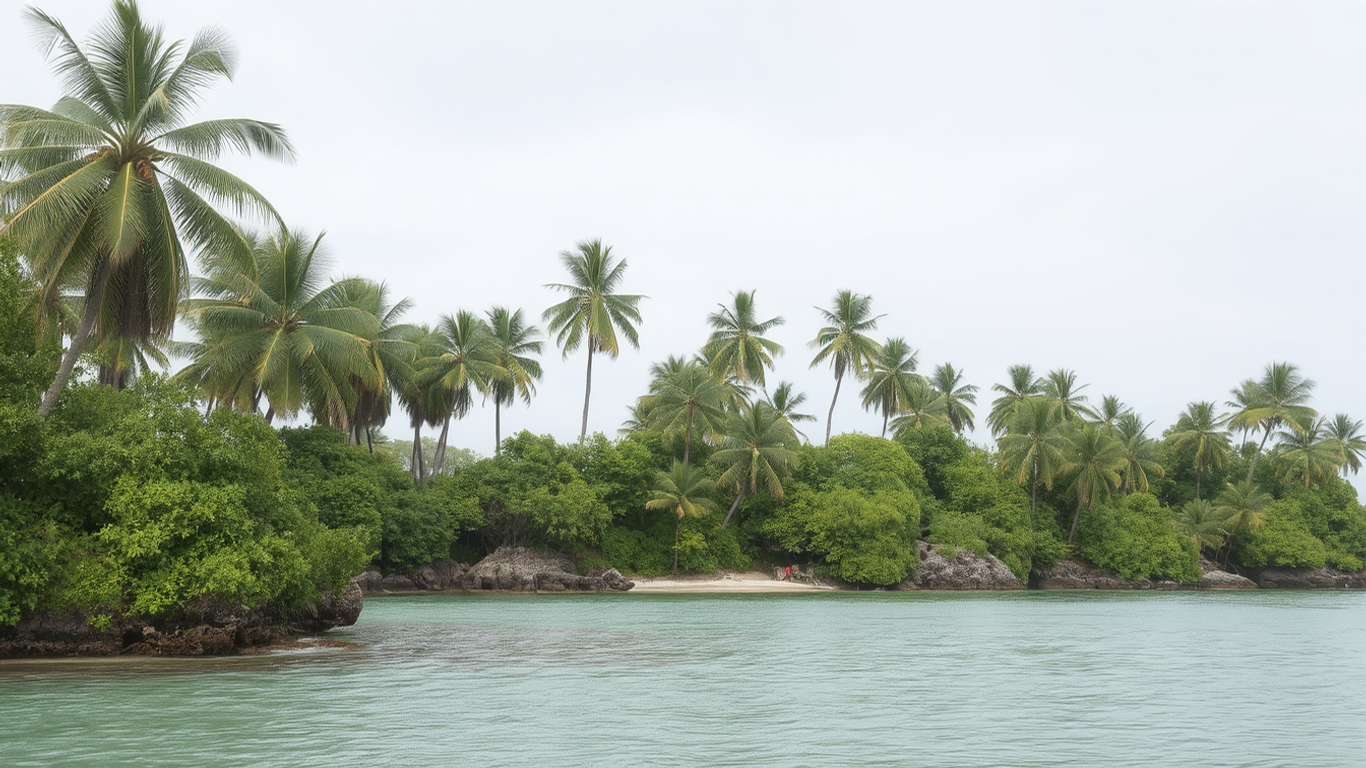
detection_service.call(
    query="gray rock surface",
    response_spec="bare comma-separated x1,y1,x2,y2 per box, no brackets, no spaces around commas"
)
1196,558,1257,590
901,541,1024,590
1254,567,1366,589
459,546,633,593
1033,560,1182,590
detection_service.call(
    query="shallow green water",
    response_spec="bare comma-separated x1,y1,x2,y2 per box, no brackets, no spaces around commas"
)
2,591,1363,767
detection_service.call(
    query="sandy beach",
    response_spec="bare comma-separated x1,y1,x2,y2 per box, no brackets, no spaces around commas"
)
627,571,837,594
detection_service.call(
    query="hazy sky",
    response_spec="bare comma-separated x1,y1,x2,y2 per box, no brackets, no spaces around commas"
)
3,0,1364,458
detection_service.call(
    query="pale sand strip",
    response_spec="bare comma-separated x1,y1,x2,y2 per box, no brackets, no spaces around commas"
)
627,571,837,593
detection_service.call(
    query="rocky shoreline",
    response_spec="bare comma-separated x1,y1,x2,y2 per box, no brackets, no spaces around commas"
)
354,547,634,594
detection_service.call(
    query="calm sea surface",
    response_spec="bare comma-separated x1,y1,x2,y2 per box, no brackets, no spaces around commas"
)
1,591,1363,767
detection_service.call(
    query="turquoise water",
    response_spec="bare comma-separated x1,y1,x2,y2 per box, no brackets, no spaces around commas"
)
2,591,1363,767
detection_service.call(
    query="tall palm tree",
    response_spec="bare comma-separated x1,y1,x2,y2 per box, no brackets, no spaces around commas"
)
1327,413,1366,477
765,381,817,442
644,359,728,464
997,398,1067,514
1116,411,1164,494
543,239,644,441
645,461,720,576
1095,395,1128,435
1213,480,1271,564
1168,401,1231,500
889,378,951,433
703,290,784,387
418,310,499,475
859,337,920,437
715,400,799,528
325,279,417,448
809,290,883,444
1272,414,1342,489
176,229,379,426
391,323,438,481
1042,368,1096,422
1,1,293,416
1057,422,1126,544
988,364,1043,436
485,306,543,455
931,363,978,433
1174,499,1230,555
1228,362,1317,482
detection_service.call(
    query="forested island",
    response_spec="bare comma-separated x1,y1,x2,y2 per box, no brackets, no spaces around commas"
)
2,2,1365,655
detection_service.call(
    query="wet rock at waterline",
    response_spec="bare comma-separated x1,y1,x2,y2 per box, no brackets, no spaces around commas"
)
900,541,1024,590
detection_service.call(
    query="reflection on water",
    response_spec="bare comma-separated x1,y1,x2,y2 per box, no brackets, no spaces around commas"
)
2,591,1364,767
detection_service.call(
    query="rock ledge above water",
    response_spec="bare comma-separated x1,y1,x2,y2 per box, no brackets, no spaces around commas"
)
899,541,1024,590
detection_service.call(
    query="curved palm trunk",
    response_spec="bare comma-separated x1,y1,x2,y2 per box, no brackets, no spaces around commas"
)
825,372,844,445
1067,497,1083,545
412,423,425,483
881,409,889,438
722,487,747,529
433,413,451,478
38,259,112,417
580,348,594,442
1246,426,1273,483
494,400,502,456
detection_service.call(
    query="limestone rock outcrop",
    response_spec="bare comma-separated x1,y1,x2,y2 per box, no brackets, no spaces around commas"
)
1033,560,1182,590
1253,566,1366,589
459,547,634,593
900,541,1024,590
1196,558,1256,590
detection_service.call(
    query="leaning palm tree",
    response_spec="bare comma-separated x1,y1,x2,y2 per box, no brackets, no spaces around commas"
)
645,461,720,576
176,229,379,426
543,239,644,441
703,290,784,387
859,337,920,437
931,363,978,433
485,306,543,455
809,290,883,444
1167,401,1231,500
1,1,293,416
988,364,1044,436
1327,413,1366,477
418,310,500,475
1228,362,1317,482
714,400,799,528
1057,422,1126,544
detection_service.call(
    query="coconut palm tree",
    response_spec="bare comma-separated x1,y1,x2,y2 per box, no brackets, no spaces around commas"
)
809,290,883,444
1228,362,1317,482
1,1,293,416
418,310,499,475
1057,422,1126,544
337,280,416,450
176,229,379,426
764,381,817,442
1095,395,1128,435
1042,368,1096,423
859,337,920,437
1213,480,1271,564
1167,401,1231,500
703,290,784,387
391,323,439,481
988,364,1044,436
890,378,951,433
485,306,543,455
1116,411,1164,494
645,461,720,575
997,398,1067,514
543,239,644,441
1327,413,1366,477
1174,499,1231,555
644,359,728,464
1272,414,1342,489
715,400,799,528
931,363,978,433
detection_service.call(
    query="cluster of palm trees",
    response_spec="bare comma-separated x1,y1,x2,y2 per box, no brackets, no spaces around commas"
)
987,361,1366,545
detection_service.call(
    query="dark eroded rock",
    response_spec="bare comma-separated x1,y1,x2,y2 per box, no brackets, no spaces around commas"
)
459,546,633,593
1254,567,1366,589
1033,560,1181,590
901,541,1024,590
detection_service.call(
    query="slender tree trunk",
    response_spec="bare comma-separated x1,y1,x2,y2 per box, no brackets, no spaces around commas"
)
580,348,594,442
495,400,502,455
722,487,747,529
38,258,112,417
1246,426,1273,483
683,403,694,465
1195,469,1201,501
412,423,426,483
825,372,843,445
365,427,374,454
1030,453,1038,513
881,409,889,438
674,507,682,576
433,413,451,477
1068,497,1083,545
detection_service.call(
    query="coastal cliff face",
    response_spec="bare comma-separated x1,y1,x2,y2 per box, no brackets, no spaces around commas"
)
899,542,1024,590
0,581,363,658
355,547,634,594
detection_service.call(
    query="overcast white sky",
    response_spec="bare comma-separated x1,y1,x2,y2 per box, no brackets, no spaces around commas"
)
3,0,1364,458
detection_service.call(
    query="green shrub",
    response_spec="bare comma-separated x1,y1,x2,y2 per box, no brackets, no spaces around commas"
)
766,484,919,586
1079,493,1200,582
